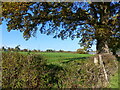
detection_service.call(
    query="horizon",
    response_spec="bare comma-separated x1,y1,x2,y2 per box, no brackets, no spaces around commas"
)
1,21,96,51
0,45,97,52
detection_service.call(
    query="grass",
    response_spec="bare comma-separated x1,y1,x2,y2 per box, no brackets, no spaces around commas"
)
2,51,93,67
108,58,119,89
40,52,91,62
108,72,119,88
19,52,93,67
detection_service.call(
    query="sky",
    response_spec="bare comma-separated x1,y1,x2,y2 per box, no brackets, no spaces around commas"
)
1,21,96,51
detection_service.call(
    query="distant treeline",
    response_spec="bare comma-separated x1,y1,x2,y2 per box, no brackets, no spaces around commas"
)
0,45,96,54
1,46,41,52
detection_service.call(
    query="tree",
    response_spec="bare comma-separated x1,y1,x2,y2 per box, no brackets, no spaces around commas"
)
23,49,28,52
37,50,41,52
2,46,6,51
59,50,64,52
33,49,38,52
15,45,20,52
11,48,15,51
77,48,88,54
7,47,11,51
1,2,120,54
46,49,55,52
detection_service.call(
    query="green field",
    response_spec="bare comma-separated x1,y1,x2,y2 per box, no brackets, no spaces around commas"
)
20,52,92,66
41,52,92,63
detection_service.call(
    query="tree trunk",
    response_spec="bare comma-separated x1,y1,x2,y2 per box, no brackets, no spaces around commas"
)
96,39,111,54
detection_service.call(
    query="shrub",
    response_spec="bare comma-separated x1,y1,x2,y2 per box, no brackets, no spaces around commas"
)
46,49,55,52
2,52,118,88
76,49,88,54
59,50,64,52
2,52,47,88
55,54,118,88
23,49,28,52
1,52,69,88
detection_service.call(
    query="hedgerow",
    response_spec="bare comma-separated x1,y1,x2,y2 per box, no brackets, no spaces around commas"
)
1,52,118,88
2,52,47,88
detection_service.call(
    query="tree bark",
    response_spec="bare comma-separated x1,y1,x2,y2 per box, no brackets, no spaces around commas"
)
96,38,111,54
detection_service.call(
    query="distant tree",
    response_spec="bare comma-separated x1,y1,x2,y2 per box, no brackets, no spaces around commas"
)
2,46,6,51
77,48,88,54
15,45,20,52
10,48,15,51
37,50,41,52
28,50,32,52
46,49,55,52
33,49,38,52
23,49,28,52
59,50,64,52
7,47,11,51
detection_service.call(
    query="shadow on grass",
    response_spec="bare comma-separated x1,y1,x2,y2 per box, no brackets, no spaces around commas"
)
62,57,88,64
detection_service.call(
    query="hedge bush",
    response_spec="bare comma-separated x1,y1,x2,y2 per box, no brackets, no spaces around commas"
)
1,52,118,88
2,52,69,88
54,54,118,88
2,52,48,88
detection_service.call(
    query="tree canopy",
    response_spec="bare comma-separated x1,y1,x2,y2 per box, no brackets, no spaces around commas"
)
1,2,120,54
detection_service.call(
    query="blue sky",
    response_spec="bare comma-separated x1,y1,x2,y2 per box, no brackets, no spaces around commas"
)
1,21,96,51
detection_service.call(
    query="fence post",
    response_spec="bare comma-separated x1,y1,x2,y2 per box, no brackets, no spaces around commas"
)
99,54,109,86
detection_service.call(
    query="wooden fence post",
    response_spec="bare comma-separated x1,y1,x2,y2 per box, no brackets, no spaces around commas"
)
99,54,109,86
